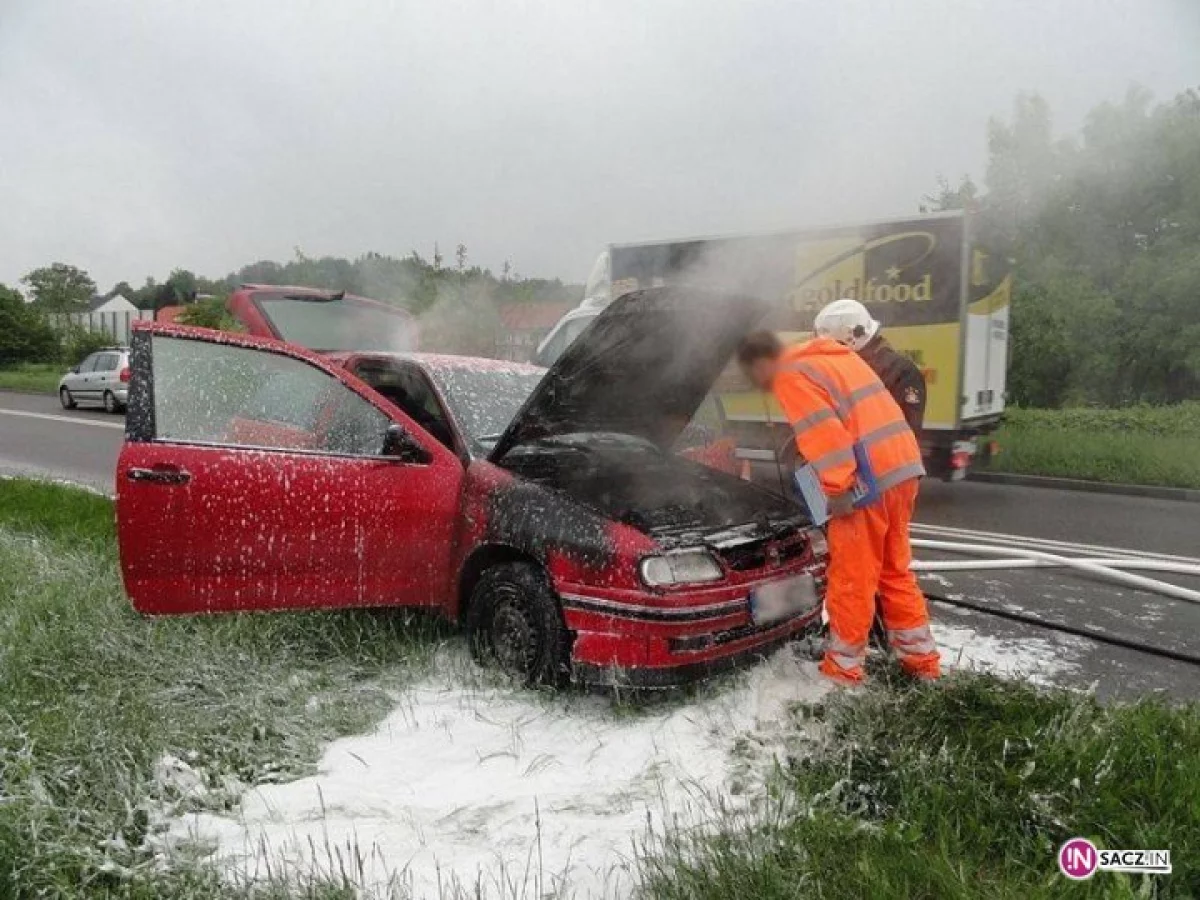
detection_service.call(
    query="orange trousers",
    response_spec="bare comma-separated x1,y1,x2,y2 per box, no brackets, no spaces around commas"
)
819,478,940,684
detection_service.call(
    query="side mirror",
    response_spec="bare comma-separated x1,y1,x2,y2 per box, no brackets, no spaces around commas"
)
70,366,80,374
381,423,432,464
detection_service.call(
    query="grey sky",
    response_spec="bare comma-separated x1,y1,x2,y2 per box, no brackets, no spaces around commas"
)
1,0,1197,292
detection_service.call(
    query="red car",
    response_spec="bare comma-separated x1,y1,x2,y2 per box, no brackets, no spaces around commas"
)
117,288,826,688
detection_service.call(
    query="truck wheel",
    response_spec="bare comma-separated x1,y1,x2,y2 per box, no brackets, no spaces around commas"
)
465,562,570,687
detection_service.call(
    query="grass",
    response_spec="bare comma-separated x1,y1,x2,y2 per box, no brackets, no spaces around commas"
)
0,479,447,898
0,362,61,394
639,670,1200,899
984,403,1200,489
4,478,1199,898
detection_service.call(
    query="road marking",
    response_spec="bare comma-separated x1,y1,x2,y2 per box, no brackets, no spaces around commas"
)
0,409,125,430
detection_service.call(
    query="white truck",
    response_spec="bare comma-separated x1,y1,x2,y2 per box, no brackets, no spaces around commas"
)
536,210,1011,480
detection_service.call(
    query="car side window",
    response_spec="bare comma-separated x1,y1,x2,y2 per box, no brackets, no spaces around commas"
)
78,353,100,373
97,353,119,372
350,361,456,451
150,335,391,456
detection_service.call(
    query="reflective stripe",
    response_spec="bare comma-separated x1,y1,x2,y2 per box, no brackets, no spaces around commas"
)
876,461,927,492
888,625,937,657
860,419,912,448
847,381,887,405
787,364,892,423
791,408,837,434
810,445,855,473
784,362,850,420
827,634,867,669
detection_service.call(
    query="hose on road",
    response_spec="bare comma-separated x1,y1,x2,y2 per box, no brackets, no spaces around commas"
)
910,536,1200,666
911,539,1200,605
927,592,1200,668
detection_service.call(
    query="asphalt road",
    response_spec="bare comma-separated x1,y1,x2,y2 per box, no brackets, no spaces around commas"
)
0,391,124,491
3,389,1198,698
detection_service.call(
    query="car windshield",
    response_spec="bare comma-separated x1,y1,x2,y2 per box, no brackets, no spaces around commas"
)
255,293,415,352
427,364,546,453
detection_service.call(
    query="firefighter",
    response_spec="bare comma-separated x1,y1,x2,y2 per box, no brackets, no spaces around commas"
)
814,298,926,435
737,330,940,685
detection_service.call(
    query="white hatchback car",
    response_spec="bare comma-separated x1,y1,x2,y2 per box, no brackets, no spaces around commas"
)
58,347,130,413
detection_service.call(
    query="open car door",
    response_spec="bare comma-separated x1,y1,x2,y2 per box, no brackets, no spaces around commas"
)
116,324,462,614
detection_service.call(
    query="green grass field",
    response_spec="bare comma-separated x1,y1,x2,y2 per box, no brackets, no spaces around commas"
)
0,362,62,394
2,478,1197,897
984,403,1200,489
640,673,1200,899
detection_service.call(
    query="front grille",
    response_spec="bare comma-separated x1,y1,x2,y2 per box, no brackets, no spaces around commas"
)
668,605,818,653
718,536,809,572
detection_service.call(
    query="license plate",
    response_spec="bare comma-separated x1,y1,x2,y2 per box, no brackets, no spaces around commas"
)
748,574,819,626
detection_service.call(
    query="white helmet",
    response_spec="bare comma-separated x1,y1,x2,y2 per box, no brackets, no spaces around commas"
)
814,298,879,351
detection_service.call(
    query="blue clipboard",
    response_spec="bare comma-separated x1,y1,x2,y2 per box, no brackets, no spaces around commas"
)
792,441,880,525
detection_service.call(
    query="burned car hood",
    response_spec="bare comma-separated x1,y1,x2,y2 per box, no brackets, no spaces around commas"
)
489,287,767,461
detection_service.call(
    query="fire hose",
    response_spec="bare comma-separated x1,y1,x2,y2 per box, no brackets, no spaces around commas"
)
905,537,1200,666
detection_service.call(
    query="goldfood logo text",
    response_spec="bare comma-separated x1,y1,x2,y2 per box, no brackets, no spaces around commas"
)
789,231,938,311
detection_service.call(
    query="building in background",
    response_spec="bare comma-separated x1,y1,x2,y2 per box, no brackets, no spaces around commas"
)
86,293,138,315
495,302,572,362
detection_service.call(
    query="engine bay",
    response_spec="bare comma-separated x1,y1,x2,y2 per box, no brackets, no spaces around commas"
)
500,434,808,544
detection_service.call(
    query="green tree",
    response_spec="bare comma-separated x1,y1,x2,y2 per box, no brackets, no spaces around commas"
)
919,174,978,213
971,86,1200,407
21,263,96,312
106,280,134,301
0,283,60,364
166,268,198,301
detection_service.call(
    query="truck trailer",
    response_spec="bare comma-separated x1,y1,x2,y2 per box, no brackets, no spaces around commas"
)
536,210,1011,480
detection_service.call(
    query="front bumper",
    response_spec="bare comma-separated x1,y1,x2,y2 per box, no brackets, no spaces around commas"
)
571,611,819,689
560,574,824,689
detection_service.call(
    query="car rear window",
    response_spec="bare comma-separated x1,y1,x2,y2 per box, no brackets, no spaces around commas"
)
255,293,416,353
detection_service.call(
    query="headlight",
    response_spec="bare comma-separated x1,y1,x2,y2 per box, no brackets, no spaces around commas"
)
640,550,724,587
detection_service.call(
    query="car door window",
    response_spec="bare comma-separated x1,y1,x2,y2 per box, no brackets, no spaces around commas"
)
351,360,456,450
96,353,119,373
78,353,100,373
150,335,391,456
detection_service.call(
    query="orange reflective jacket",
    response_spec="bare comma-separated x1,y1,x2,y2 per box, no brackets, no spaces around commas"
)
774,338,925,497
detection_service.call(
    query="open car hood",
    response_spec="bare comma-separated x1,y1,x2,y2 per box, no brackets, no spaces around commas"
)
489,287,768,461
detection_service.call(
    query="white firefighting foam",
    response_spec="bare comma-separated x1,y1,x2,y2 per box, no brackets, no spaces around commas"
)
162,627,1081,898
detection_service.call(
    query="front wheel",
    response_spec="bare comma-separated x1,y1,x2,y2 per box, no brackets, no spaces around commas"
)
59,387,76,410
465,562,571,686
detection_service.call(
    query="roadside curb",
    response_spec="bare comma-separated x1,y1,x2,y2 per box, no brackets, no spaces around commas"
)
969,470,1200,503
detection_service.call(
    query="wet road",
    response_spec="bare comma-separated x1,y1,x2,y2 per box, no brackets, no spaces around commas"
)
2,389,1198,697
0,391,123,491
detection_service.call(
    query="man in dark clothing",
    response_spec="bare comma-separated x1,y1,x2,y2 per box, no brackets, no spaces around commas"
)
814,298,926,434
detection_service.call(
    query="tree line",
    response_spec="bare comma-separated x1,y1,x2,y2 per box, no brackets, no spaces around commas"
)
929,85,1200,407
0,246,582,364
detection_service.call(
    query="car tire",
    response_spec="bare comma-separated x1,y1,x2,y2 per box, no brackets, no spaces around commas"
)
465,561,571,686
60,387,76,410
103,391,121,414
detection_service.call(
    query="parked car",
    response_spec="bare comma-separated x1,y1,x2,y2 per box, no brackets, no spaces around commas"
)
59,347,130,413
116,288,827,688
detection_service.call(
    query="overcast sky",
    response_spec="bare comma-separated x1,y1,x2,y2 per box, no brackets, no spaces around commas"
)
1,0,1197,292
